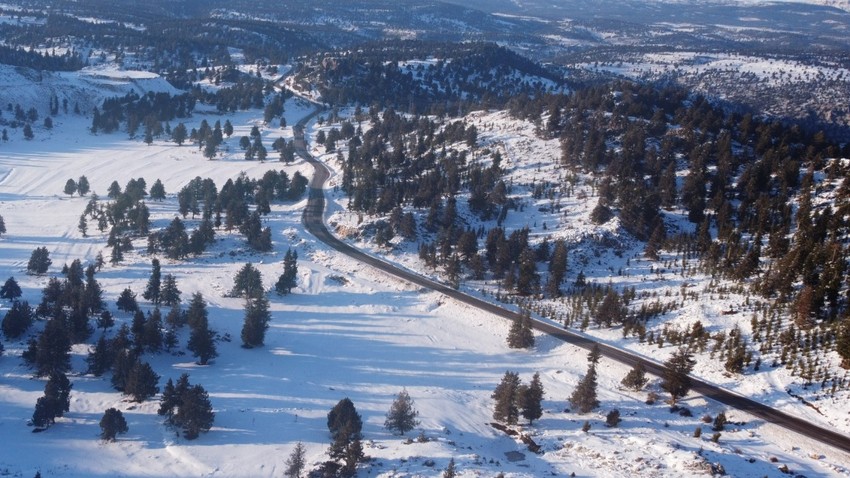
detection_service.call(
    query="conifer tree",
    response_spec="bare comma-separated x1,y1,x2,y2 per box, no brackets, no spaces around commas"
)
276,249,299,295
241,296,270,348
86,334,112,376
175,384,215,439
507,311,534,349
142,259,161,305
27,247,51,275
116,287,139,312
100,408,128,441
150,179,166,200
285,441,307,478
33,318,71,377
232,263,263,298
442,458,457,478
570,362,599,414
492,371,521,425
621,360,649,391
32,372,72,428
384,389,420,435
0,276,22,301
160,274,182,307
125,361,159,402
188,313,217,365
520,372,544,424
661,348,696,404
327,398,364,475
2,300,33,339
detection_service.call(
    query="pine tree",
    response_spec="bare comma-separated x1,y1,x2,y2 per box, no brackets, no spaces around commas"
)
621,361,649,391
661,348,696,404
569,363,599,414
27,247,51,275
77,176,90,196
2,300,33,339
63,178,77,195
232,263,263,298
443,458,457,478
185,292,207,330
0,213,6,236
241,296,271,348
188,314,217,365
507,311,534,349
99,408,128,441
384,389,420,435
327,398,364,473
520,372,544,424
150,179,166,200
116,287,139,312
159,274,181,307
143,308,164,352
712,411,727,432
32,372,72,428
142,259,161,305
175,384,215,439
33,318,71,377
285,441,307,478
86,334,112,376
276,249,298,295
492,371,521,425
0,277,21,301
125,361,159,402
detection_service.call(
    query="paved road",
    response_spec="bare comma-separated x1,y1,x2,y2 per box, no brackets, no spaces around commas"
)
293,111,850,455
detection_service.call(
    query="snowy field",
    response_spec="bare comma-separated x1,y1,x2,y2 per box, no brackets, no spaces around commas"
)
0,75,848,478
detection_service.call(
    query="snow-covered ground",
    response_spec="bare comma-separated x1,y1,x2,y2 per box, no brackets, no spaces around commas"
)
0,72,848,478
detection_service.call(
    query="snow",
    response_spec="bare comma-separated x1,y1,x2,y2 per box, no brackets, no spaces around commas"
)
0,70,847,478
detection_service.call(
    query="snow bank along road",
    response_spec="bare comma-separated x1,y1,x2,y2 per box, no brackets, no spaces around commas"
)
294,110,850,455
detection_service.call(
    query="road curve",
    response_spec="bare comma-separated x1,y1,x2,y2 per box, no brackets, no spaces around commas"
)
294,111,850,455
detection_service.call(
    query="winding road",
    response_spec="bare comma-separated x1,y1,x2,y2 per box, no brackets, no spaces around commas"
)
293,110,850,455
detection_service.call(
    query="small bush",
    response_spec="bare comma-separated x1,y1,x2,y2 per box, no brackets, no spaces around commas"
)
605,409,621,427
693,426,702,438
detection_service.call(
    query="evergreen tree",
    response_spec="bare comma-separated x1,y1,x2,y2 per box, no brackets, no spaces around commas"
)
124,361,160,402
86,334,112,376
660,348,696,404
275,249,298,295
384,389,420,435
443,458,457,478
2,300,33,338
621,361,649,391
31,372,72,428
97,310,114,330
99,408,128,441
110,244,123,264
160,274,181,307
241,296,270,348
188,313,217,365
116,287,139,312
174,383,215,439
185,292,207,330
27,247,51,274
77,176,90,196
33,319,71,377
172,122,187,145
143,308,164,352
520,372,544,424
569,363,599,414
63,178,77,195
285,441,307,478
327,398,364,474
506,311,534,349
492,371,521,425
232,263,263,298
712,411,727,432
0,213,6,236
142,259,161,305
150,179,166,200
0,276,22,300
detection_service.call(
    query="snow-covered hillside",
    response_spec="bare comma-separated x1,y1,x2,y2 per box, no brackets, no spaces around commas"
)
0,69,847,478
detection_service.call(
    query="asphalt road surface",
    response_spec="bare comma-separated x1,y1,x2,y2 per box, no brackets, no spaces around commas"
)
293,111,850,455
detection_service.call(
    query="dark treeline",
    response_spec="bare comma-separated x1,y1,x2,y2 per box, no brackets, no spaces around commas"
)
297,41,564,115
